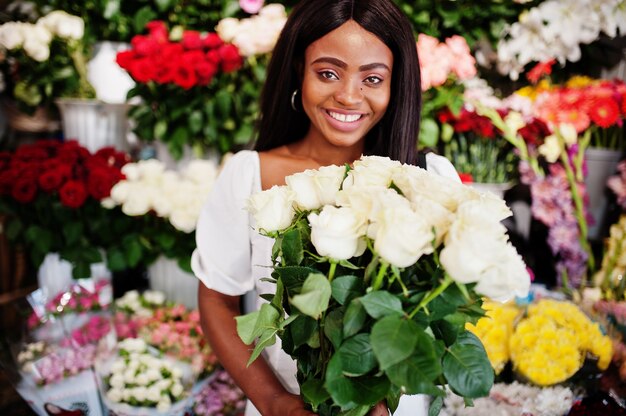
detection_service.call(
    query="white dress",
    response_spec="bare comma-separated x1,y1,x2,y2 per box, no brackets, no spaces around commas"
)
192,150,461,416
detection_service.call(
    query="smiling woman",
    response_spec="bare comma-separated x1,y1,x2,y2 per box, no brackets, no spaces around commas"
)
193,1,461,416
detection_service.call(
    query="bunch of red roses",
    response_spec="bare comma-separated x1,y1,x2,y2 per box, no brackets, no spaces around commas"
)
116,21,243,90
0,140,129,208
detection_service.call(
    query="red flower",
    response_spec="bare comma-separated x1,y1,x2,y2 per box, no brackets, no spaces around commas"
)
87,168,116,200
59,180,88,208
526,59,555,84
206,49,220,64
145,20,169,43
0,170,18,195
38,169,65,192
589,96,620,128
195,60,218,85
130,57,157,83
116,50,136,71
131,35,162,57
203,33,223,49
172,62,198,89
519,118,550,146
218,44,243,73
154,62,177,84
0,151,11,170
14,145,48,161
182,30,203,50
12,178,37,203
458,172,473,184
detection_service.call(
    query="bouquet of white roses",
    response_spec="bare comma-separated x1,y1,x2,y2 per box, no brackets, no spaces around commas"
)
238,156,531,416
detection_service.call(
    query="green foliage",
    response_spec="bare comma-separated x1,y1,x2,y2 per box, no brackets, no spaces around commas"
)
236,215,492,415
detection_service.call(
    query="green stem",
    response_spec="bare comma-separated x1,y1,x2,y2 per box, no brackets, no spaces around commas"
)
559,149,595,283
409,274,453,319
328,261,337,283
372,261,389,291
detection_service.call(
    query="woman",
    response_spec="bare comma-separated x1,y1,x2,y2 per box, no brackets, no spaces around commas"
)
193,1,460,414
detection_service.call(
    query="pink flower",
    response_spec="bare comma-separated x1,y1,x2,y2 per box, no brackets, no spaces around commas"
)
239,0,264,14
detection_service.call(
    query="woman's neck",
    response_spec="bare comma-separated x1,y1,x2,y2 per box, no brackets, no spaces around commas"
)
285,135,364,167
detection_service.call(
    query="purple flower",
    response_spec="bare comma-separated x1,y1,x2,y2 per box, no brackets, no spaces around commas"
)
239,0,264,14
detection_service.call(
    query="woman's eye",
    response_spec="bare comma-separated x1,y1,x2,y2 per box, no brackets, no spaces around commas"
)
365,76,383,85
319,71,338,80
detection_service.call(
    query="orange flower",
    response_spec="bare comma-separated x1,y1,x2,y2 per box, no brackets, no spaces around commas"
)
589,97,620,128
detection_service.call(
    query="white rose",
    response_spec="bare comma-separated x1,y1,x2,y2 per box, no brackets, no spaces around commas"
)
137,159,166,182
123,368,136,383
157,397,172,412
109,373,125,389
183,159,217,184
152,192,173,217
374,206,435,268
122,388,132,401
121,187,154,216
343,156,402,189
23,38,49,61
336,186,410,227
456,196,512,224
110,181,131,204
215,18,240,42
0,22,26,50
55,13,84,39
156,379,172,390
101,197,116,209
170,206,198,233
171,366,183,379
473,246,531,301
259,3,287,19
132,386,147,402
286,164,345,210
144,290,165,305
30,23,53,44
410,194,453,246
107,388,123,403
247,185,295,233
308,205,367,260
392,165,479,212
146,386,161,402
170,382,183,397
121,163,140,182
134,373,149,386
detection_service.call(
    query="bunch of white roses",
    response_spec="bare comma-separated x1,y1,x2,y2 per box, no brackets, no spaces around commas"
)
104,338,186,412
215,3,287,57
114,290,166,318
105,159,218,233
0,10,84,62
248,155,530,301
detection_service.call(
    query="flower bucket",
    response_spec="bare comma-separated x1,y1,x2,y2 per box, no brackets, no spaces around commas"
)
37,253,111,300
147,256,197,309
584,147,623,240
56,98,131,153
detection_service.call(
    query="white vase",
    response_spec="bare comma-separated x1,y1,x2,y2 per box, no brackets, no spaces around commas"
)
37,253,112,300
585,147,623,240
87,41,136,104
147,256,198,309
56,98,131,153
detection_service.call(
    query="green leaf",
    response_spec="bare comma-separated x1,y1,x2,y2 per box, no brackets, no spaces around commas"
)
235,303,279,345
290,273,331,319
106,248,127,271
289,314,318,348
331,275,363,305
443,332,494,398
324,308,344,350
154,0,174,12
188,110,203,134
301,379,330,410
385,339,444,396
343,299,366,338
419,118,440,148
72,261,91,280
361,291,403,319
337,334,377,377
62,222,83,246
248,326,277,366
103,0,121,19
429,396,444,416
325,363,390,408
339,406,370,416
133,6,158,34
25,226,53,254
282,229,303,265
123,237,143,268
276,266,319,294
215,90,232,117
154,119,168,141
371,316,419,370
5,218,23,240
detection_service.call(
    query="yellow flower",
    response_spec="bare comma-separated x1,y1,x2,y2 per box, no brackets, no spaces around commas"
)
566,75,594,88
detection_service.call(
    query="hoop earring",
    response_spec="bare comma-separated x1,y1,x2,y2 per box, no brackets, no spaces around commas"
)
291,89,299,112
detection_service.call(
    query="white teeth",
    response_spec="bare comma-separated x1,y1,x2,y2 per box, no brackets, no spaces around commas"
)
328,111,362,123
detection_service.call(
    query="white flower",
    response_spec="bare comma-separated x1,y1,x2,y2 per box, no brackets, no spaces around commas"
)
121,163,140,182
121,187,153,216
107,388,123,403
137,159,166,182
308,205,367,260
259,3,287,19
170,382,183,397
169,208,198,233
336,186,411,227
503,111,525,135
286,164,345,210
183,159,218,185
109,373,125,389
556,122,577,146
247,185,295,232
119,338,147,353
123,368,136,383
171,366,183,379
38,11,84,40
538,134,562,163
146,386,162,402
143,290,165,305
132,386,147,402
156,396,172,412
134,373,149,386
23,38,50,61
101,197,116,209
0,22,26,50
410,194,453,246
343,156,402,189
215,18,240,42
110,181,131,204
374,206,435,268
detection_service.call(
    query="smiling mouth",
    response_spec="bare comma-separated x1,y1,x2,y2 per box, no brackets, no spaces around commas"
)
326,110,364,123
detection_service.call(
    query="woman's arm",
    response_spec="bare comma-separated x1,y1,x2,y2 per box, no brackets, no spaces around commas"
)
198,283,316,416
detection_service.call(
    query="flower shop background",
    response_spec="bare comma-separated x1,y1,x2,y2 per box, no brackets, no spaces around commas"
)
0,0,625,415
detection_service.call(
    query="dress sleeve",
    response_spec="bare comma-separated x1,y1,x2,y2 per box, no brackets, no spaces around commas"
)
191,151,258,296
425,153,461,183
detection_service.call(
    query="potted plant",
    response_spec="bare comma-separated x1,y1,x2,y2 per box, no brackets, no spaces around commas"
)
0,10,95,133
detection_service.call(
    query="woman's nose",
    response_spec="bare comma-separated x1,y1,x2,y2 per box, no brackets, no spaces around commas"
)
334,79,363,107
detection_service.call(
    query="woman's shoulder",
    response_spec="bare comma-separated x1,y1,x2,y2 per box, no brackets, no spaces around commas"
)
218,149,260,179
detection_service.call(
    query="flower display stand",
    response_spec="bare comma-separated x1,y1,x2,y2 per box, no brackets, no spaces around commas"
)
37,253,111,300
55,98,131,153
585,147,623,240
147,256,198,309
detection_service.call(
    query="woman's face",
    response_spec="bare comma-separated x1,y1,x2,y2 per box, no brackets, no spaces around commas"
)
300,20,393,150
